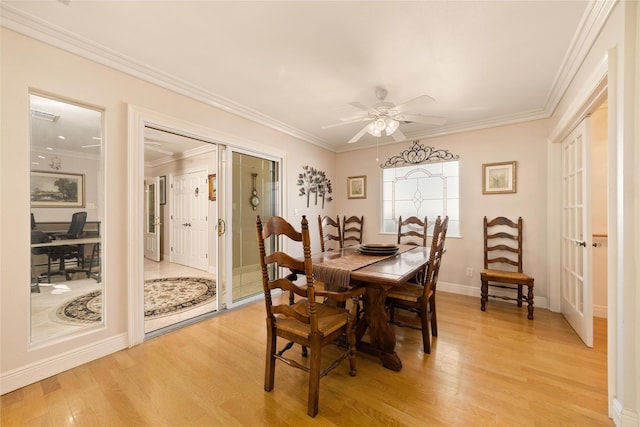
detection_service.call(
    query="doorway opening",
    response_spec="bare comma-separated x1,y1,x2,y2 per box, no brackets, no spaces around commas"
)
143,126,218,334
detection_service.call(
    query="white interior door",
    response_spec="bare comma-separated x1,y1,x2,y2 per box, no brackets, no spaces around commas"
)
170,170,209,270
144,176,161,261
561,118,593,347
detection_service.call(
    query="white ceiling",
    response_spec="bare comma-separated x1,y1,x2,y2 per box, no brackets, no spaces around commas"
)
4,1,601,154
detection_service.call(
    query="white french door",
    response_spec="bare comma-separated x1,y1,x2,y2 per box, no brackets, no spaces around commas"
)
560,118,593,347
171,170,209,271
144,176,161,262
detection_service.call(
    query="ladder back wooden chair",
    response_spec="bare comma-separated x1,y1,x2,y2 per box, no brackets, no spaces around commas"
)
318,215,342,252
256,215,365,417
342,215,364,247
387,216,448,353
480,216,535,319
397,215,428,247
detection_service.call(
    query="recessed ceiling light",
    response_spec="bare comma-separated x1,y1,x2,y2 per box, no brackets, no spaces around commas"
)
46,147,54,150
57,135,65,140
37,155,46,159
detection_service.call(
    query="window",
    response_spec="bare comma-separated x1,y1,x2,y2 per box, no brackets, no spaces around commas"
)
381,160,459,236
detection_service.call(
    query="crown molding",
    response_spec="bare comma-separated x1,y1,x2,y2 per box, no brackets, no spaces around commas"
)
1,2,615,154
543,0,618,116
0,4,332,151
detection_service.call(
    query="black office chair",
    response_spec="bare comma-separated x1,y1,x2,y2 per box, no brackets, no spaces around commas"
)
52,211,87,240
46,212,88,281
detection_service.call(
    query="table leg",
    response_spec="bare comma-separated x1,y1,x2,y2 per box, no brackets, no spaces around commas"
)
356,286,402,371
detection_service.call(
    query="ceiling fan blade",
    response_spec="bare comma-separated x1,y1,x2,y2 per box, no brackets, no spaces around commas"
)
322,116,372,129
348,123,371,144
390,127,406,143
349,101,379,115
393,94,435,114
394,114,447,126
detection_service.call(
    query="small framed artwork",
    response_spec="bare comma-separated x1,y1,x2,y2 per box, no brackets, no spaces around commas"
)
159,176,166,205
482,161,517,194
30,171,85,208
208,174,216,201
347,175,366,199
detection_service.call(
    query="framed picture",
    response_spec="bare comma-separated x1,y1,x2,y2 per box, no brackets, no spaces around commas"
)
30,171,85,208
208,174,216,201
347,175,366,199
159,176,166,205
482,161,517,194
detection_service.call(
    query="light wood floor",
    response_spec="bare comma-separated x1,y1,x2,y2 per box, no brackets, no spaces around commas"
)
1,292,611,426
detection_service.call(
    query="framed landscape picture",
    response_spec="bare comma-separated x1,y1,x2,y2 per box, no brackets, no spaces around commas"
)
347,175,366,199
30,171,85,207
482,161,517,194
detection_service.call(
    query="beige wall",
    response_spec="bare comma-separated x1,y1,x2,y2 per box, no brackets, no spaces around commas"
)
548,1,639,422
335,119,549,299
591,104,608,317
0,28,335,391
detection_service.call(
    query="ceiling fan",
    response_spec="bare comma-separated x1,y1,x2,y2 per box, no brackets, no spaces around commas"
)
324,86,446,143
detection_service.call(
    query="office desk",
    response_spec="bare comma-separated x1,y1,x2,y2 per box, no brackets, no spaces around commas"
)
31,237,101,282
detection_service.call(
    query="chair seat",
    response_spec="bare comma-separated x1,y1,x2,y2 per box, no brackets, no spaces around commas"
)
387,282,429,303
481,269,534,285
275,299,348,337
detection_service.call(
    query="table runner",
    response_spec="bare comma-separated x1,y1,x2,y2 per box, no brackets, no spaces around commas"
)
313,245,415,291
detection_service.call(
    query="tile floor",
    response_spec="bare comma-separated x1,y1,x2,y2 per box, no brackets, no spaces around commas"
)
29,259,217,342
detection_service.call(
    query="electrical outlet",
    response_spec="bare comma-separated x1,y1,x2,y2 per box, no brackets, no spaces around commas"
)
465,267,473,277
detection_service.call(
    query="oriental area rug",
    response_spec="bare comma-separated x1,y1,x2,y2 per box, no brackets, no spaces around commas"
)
55,277,216,324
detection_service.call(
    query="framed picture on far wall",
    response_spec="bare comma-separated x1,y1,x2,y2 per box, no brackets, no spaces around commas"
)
347,175,366,199
482,161,517,194
30,171,85,208
208,174,216,201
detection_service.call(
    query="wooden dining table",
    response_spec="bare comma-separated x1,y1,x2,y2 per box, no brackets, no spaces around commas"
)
309,244,430,371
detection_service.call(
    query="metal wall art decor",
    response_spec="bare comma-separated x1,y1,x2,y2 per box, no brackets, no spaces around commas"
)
297,165,333,208
380,140,459,168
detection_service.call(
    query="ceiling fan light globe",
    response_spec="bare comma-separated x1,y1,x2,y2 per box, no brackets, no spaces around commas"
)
367,121,382,137
385,119,399,135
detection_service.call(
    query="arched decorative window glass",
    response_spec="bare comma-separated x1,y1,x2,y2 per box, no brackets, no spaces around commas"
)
380,140,460,236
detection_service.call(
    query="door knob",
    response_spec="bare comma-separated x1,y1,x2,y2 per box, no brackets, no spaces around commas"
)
575,240,586,247
592,242,602,248
218,218,226,236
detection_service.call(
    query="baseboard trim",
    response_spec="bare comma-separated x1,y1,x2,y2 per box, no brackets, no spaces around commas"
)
613,397,640,426
0,333,128,395
438,281,549,312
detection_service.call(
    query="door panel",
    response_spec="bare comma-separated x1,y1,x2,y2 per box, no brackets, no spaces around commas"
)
225,150,279,306
561,118,593,347
170,170,209,270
